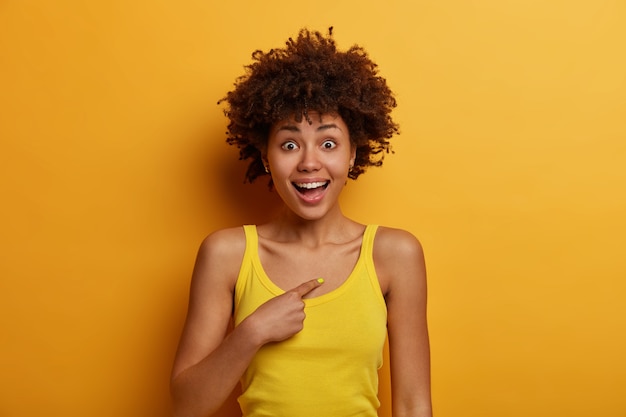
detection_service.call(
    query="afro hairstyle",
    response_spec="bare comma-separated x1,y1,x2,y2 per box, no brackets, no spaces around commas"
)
219,27,399,183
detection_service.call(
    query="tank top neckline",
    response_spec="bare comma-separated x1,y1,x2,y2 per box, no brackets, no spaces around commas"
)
246,224,376,307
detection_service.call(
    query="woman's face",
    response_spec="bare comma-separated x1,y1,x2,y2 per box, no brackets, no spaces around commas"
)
265,112,356,221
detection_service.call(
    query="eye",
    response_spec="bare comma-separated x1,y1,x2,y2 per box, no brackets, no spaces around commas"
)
281,141,299,151
322,140,337,150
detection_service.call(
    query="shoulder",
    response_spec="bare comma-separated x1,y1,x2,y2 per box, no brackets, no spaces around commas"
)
372,226,426,296
192,226,248,292
373,226,424,263
198,226,247,257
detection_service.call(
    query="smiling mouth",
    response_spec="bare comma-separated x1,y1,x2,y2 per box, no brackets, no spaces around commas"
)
292,181,329,197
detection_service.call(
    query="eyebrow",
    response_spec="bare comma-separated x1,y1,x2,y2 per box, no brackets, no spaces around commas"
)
276,123,342,133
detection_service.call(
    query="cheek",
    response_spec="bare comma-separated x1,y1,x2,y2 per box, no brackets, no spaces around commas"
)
267,160,299,184
331,154,353,171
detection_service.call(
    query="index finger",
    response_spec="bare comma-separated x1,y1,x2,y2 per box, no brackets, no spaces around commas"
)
291,278,324,298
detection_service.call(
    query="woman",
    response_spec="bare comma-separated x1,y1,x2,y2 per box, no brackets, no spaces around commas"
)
171,28,432,417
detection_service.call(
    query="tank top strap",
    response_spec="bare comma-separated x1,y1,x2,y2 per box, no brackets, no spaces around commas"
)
235,225,258,308
361,225,386,309
361,224,379,253
242,224,258,250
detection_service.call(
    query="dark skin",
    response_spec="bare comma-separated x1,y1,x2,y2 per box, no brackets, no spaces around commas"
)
170,114,431,417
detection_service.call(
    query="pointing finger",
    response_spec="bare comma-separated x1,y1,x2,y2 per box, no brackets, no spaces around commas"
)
292,278,324,298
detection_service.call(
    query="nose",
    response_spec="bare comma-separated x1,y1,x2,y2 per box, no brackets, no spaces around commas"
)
297,147,321,172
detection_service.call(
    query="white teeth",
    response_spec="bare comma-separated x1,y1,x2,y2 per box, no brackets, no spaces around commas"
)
294,181,327,189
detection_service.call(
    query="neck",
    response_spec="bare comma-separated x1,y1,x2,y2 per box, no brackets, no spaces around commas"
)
266,205,359,246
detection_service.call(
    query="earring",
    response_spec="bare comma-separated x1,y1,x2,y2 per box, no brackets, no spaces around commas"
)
264,164,270,174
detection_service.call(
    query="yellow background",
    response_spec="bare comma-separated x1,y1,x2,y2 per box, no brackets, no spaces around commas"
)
1,1,625,416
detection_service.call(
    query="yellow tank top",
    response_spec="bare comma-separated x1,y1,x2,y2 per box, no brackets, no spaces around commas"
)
234,225,388,417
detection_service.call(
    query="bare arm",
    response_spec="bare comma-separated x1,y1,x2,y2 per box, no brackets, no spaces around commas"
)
375,228,432,417
170,229,252,417
170,228,323,417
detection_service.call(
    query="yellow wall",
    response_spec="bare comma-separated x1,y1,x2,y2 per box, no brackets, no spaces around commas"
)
1,1,625,416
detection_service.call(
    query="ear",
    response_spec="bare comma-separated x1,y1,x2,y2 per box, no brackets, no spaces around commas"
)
260,150,271,174
349,145,357,168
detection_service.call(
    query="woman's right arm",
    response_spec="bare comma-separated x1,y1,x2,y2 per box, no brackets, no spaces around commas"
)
170,228,257,417
170,228,323,417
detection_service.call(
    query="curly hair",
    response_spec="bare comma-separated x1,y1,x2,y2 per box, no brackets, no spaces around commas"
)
219,27,399,183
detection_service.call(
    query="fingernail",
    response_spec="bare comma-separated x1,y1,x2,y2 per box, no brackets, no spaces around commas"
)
317,278,324,284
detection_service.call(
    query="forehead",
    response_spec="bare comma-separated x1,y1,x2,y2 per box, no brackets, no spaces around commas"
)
270,112,348,133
